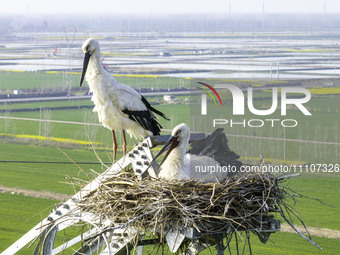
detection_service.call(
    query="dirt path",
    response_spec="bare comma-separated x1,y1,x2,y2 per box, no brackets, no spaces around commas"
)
280,223,340,240
0,185,70,201
1,185,339,240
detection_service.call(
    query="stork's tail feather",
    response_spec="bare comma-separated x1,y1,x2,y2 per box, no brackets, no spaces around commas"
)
122,108,162,136
149,106,170,121
141,95,170,121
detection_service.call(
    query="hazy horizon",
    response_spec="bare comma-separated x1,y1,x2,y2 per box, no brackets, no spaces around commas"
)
3,12,340,35
2,0,340,15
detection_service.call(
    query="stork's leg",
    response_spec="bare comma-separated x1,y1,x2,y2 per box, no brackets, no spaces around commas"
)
122,130,127,155
112,130,117,161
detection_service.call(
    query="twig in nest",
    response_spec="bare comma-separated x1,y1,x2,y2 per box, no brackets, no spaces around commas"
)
68,170,323,252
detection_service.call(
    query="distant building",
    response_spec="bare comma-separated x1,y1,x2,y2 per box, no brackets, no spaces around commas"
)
164,95,175,102
13,90,23,95
160,52,171,56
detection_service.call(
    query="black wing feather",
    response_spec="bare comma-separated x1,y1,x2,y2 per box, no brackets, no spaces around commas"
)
122,95,169,136
122,108,162,135
141,95,170,121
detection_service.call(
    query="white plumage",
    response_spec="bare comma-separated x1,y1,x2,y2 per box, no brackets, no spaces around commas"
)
80,38,168,159
156,123,229,183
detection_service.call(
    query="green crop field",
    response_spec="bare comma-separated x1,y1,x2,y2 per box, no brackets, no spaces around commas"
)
0,193,59,253
2,94,339,164
0,142,111,194
190,92,340,164
0,99,93,110
0,71,339,254
0,71,190,92
0,71,68,91
1,175,339,254
283,175,340,230
0,103,189,152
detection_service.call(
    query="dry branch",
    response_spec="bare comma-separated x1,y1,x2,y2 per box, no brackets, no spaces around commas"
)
74,171,284,243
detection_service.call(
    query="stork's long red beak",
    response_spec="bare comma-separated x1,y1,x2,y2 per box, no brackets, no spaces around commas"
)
80,51,91,87
151,136,179,169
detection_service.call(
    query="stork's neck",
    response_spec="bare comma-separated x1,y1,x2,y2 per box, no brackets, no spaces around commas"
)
87,52,103,79
160,139,188,180
161,148,184,178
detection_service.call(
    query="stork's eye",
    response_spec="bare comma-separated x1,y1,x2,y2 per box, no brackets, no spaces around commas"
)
86,45,90,52
175,130,181,136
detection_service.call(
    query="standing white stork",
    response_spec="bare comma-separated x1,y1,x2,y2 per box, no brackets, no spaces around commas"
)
80,38,169,160
153,123,230,183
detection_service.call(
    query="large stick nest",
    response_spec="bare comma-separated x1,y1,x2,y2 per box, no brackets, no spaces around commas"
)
77,171,282,238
